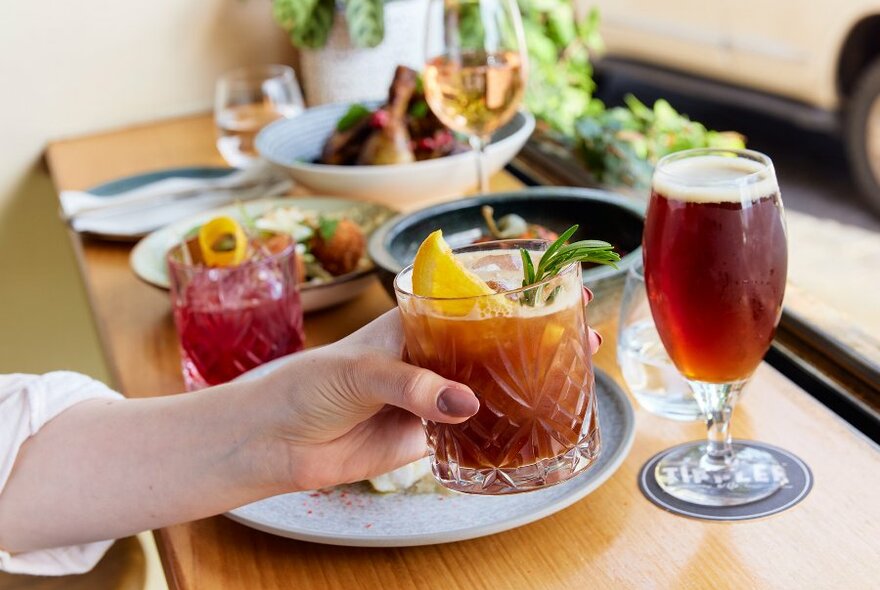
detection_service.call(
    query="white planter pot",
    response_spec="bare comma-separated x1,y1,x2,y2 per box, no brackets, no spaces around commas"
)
299,0,430,106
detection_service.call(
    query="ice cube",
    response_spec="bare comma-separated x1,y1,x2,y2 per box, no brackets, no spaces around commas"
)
468,253,520,272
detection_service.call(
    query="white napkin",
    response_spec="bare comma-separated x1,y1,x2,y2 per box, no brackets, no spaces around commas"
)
60,163,292,237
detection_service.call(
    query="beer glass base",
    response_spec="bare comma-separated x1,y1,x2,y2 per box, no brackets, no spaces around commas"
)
430,428,601,495
654,441,788,507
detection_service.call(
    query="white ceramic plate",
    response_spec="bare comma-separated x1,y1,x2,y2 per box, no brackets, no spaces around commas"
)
256,101,535,207
225,357,635,547
129,197,396,313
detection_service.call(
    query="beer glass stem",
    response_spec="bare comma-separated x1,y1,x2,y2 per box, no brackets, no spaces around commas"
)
689,380,746,466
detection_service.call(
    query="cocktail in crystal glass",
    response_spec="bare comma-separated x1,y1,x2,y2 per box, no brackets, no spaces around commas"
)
168,235,305,390
395,240,600,494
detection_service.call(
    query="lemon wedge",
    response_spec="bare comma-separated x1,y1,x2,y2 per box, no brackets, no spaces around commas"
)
198,216,248,267
412,230,509,316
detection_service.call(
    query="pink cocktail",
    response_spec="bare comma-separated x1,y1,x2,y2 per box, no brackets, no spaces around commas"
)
168,235,305,390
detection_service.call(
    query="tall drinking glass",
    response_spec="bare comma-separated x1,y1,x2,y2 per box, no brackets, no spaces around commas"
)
643,148,788,506
423,0,527,193
395,240,600,494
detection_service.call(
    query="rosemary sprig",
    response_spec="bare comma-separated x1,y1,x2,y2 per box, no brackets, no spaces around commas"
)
519,224,620,305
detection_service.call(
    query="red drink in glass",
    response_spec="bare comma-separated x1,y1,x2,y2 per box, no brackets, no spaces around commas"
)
644,158,787,383
168,235,305,390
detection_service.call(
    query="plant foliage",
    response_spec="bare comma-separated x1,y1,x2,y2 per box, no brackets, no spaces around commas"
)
519,2,745,187
273,0,385,49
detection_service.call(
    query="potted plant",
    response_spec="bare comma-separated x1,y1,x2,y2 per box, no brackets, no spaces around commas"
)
273,0,430,105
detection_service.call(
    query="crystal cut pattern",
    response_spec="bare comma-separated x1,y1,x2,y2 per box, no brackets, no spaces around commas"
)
403,293,601,494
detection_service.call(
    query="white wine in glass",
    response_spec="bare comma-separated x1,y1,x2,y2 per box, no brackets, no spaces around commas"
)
424,0,528,193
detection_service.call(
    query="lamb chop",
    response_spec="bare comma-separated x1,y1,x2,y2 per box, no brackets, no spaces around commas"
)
356,66,418,165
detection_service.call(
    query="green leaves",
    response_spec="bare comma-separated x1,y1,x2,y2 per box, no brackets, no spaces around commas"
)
518,225,620,306
574,94,746,187
345,0,384,48
273,0,384,49
274,0,335,49
520,2,603,136
337,104,371,131
318,216,340,241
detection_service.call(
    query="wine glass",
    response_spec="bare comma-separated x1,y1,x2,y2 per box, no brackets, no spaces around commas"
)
423,0,528,193
643,148,789,506
214,64,305,168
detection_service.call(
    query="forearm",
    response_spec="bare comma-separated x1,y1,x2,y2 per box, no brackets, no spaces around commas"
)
0,378,288,553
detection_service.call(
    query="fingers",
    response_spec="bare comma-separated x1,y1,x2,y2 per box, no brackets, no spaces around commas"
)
351,353,479,424
588,328,602,354
340,308,405,355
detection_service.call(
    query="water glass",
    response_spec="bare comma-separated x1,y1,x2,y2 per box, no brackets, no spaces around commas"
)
617,260,699,421
214,64,305,167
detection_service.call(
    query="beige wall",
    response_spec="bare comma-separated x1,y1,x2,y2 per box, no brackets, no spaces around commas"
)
0,0,296,378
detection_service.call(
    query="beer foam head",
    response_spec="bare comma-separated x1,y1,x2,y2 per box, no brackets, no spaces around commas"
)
653,154,779,203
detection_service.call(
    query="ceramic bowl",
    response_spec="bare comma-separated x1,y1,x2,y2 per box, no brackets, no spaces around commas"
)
367,187,645,323
255,101,535,207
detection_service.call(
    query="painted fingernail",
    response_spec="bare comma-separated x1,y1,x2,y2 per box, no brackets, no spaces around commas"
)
437,387,479,418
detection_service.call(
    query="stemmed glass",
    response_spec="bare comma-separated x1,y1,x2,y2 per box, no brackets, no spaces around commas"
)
423,0,528,193
643,148,789,506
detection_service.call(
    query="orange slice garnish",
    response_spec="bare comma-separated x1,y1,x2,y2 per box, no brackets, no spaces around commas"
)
412,230,509,316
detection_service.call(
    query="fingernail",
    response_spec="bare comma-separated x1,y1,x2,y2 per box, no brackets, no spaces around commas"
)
595,331,604,347
582,287,593,304
437,387,479,418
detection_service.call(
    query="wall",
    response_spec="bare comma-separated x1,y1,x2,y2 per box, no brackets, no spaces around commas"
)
0,0,296,378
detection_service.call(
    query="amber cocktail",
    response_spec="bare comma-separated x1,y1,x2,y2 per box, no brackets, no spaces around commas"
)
395,240,600,494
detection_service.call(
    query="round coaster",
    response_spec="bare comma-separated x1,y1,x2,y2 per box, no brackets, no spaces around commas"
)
638,440,813,521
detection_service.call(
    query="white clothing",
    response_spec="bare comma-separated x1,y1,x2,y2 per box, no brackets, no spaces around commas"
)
0,372,123,575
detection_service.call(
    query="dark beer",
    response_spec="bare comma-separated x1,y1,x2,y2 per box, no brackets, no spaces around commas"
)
643,155,787,383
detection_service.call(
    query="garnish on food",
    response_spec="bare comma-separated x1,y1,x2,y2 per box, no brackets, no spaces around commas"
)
321,65,468,166
479,205,559,241
519,225,619,305
176,203,389,283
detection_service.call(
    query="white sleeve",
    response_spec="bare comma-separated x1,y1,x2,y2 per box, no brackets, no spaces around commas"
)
0,371,124,576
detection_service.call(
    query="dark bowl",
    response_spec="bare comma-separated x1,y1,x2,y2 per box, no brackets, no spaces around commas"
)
368,187,645,324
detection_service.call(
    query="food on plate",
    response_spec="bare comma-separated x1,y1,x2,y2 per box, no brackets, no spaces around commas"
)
309,219,366,276
179,203,392,284
367,458,437,493
179,216,295,270
321,65,469,166
477,205,559,242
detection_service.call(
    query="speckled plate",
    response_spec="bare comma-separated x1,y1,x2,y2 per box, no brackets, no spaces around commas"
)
225,357,635,547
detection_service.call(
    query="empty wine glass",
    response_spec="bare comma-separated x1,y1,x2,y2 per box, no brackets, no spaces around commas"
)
214,65,305,168
423,0,528,193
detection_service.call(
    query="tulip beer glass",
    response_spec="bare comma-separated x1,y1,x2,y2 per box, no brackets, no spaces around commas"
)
643,148,788,506
395,240,600,495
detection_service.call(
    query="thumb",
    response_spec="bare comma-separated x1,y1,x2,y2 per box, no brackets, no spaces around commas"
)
352,353,479,424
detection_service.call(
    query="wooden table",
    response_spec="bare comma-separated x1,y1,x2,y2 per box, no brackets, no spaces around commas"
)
47,114,880,589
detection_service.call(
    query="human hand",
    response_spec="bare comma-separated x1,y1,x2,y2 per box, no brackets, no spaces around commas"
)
258,308,601,492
